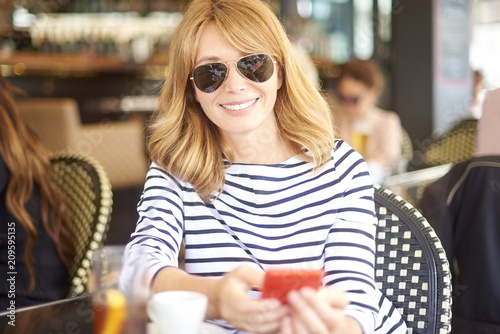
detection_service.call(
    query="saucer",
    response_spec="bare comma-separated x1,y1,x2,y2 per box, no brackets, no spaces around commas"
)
147,321,226,334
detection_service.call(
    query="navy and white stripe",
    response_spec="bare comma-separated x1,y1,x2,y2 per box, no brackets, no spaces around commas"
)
124,140,407,333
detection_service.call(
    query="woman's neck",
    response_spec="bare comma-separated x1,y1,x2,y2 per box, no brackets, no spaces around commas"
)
224,130,292,164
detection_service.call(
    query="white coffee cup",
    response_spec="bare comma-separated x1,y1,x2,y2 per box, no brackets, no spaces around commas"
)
147,291,208,334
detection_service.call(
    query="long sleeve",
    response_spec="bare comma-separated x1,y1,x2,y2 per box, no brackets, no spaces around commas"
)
324,145,378,333
122,165,185,291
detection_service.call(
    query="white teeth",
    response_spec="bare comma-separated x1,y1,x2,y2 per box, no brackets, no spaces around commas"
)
221,99,257,111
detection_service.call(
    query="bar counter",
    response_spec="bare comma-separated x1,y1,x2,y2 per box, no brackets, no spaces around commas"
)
0,51,169,75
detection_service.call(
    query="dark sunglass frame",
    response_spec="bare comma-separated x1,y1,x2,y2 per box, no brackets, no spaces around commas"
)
190,54,277,93
335,91,369,104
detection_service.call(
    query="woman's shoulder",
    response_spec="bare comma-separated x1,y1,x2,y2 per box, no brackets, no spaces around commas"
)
145,162,196,195
332,139,357,156
145,162,182,187
330,140,374,192
369,108,402,132
372,107,401,122
331,139,367,170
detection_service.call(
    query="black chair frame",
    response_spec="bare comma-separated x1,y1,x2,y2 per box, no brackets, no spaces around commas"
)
374,185,452,334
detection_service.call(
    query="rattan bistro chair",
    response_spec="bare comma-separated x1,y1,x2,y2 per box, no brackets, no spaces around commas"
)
50,152,113,297
374,185,452,334
420,118,478,167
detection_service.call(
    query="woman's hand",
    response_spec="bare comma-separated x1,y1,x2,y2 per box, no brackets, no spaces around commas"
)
280,287,362,334
212,264,289,334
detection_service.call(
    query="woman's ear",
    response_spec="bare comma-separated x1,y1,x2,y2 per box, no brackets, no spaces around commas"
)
276,65,284,90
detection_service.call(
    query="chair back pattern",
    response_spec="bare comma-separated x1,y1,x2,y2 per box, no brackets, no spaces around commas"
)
374,185,452,334
421,119,477,167
50,152,113,297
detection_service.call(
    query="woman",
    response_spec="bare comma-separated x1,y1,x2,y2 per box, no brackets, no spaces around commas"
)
123,0,406,333
0,74,74,309
330,59,403,183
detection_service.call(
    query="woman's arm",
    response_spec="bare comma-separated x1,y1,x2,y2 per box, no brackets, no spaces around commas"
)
151,266,222,319
152,264,288,334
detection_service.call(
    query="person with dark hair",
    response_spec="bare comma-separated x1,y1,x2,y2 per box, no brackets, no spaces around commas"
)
123,0,407,333
329,59,403,183
419,87,500,332
0,73,74,309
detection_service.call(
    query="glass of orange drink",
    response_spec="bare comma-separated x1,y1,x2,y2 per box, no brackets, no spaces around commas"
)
89,245,128,334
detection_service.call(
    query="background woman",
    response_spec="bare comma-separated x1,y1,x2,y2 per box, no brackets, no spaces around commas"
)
0,74,74,309
329,59,403,183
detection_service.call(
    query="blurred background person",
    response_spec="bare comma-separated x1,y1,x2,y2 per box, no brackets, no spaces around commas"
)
420,86,500,239
475,84,500,157
0,73,74,309
419,87,500,332
327,59,403,184
470,70,486,119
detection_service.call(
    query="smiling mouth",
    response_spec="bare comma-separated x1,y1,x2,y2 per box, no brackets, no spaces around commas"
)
221,98,257,111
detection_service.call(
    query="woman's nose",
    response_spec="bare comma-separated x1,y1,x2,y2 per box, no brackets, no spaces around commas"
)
223,63,247,93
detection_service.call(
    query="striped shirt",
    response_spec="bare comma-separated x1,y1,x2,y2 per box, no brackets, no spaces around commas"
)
123,140,406,333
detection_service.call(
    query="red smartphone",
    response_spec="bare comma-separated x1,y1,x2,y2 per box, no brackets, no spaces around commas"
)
261,269,324,304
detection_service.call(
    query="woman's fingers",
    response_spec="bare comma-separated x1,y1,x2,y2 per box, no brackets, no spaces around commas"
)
286,287,349,334
216,265,290,333
232,264,266,289
288,290,330,334
281,315,293,334
292,311,312,334
302,287,347,326
229,299,288,333
317,287,349,309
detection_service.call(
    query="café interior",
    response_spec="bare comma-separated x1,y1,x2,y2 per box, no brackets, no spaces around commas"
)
1,0,500,333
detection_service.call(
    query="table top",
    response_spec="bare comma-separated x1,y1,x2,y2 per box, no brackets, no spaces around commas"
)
0,294,94,334
0,294,226,334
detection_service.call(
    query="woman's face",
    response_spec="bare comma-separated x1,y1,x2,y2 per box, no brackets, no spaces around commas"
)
336,77,379,119
192,23,282,143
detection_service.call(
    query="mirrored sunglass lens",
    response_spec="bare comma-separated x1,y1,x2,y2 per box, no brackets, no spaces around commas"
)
237,54,274,83
193,63,227,93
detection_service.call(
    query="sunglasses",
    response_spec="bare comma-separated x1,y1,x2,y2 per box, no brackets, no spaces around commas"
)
190,54,277,93
336,92,365,104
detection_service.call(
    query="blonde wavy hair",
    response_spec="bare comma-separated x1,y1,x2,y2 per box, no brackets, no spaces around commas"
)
148,0,336,202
